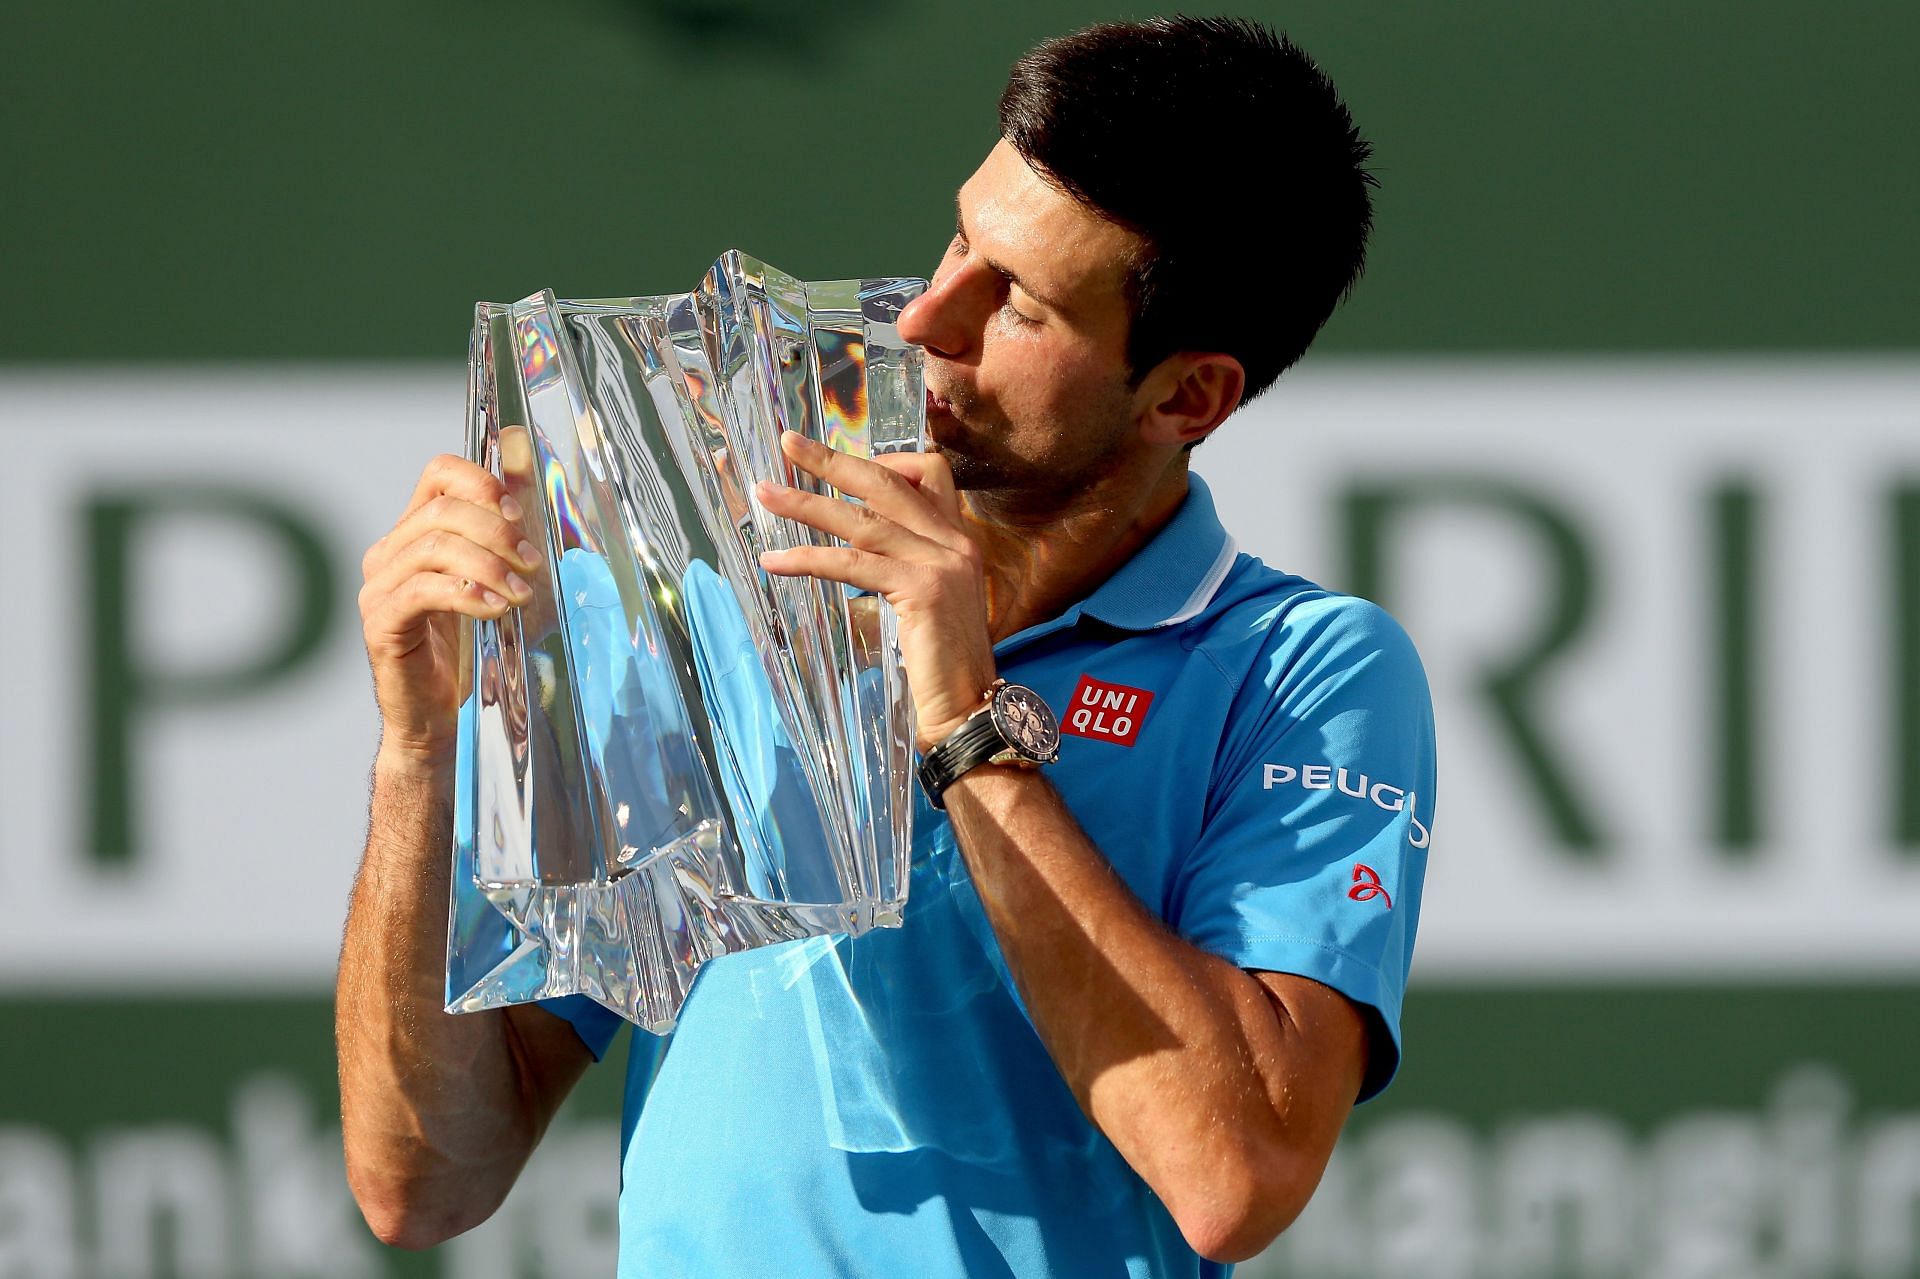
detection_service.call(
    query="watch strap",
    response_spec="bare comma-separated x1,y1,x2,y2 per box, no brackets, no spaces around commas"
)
915,710,1010,810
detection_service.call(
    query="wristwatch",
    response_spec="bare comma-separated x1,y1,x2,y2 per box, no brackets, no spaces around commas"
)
916,679,1061,810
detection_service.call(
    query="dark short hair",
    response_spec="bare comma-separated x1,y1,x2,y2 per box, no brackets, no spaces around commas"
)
999,16,1376,428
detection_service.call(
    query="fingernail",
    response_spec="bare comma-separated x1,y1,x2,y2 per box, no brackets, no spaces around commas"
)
482,589,507,607
517,540,540,564
506,573,531,598
500,494,524,521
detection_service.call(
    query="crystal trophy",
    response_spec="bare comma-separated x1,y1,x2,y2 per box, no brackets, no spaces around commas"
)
445,252,927,1032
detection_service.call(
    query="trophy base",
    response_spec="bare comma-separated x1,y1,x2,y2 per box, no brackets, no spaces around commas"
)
449,817,899,1033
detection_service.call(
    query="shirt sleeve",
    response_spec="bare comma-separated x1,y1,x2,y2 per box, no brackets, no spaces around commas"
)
1170,594,1435,1102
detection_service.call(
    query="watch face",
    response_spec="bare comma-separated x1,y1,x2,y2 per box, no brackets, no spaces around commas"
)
990,682,1060,761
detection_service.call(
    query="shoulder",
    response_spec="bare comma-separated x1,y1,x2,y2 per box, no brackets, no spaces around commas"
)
1190,555,1427,703
1192,560,1435,807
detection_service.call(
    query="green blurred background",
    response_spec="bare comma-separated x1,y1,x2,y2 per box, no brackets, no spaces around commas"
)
10,0,1918,358
3,3,1916,1277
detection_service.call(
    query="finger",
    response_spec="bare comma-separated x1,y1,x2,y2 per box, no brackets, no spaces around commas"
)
777,431,951,543
365,493,540,581
377,493,541,573
753,480,940,559
401,453,515,521
364,528,535,611
872,451,961,525
363,572,513,654
757,544,907,597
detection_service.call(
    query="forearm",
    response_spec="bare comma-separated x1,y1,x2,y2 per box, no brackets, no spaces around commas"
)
334,750,556,1247
942,764,1343,1256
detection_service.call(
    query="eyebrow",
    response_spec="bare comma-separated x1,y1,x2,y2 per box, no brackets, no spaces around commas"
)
955,194,1071,316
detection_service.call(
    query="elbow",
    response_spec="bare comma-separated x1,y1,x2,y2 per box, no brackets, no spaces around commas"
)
347,1165,496,1251
1181,1211,1291,1267
1168,1147,1319,1264
368,1214,453,1253
355,1192,482,1252
361,1207,444,1253
1176,1202,1291,1266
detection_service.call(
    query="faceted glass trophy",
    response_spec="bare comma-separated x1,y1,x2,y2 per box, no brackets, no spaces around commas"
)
445,251,927,1032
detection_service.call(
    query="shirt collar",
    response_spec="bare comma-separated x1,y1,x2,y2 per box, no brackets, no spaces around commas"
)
994,471,1239,653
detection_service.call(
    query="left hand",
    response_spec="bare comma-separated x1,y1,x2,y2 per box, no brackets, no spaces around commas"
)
755,429,998,752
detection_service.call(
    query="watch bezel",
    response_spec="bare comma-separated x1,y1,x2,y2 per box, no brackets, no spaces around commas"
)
986,681,1061,764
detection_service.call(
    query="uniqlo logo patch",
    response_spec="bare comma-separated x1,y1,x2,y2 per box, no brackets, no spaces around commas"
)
1062,674,1155,747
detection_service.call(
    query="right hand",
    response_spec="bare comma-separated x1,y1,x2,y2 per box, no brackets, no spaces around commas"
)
359,452,541,768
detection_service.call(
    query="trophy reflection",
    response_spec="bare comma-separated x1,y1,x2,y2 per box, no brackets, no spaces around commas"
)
445,252,927,1031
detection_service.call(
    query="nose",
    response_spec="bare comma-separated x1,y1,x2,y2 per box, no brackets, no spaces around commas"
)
898,259,985,362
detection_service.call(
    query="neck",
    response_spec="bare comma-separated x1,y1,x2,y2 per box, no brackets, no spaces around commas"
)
962,454,1192,644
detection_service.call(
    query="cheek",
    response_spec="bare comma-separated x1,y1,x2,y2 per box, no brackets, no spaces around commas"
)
1033,345,1126,425
982,331,1110,414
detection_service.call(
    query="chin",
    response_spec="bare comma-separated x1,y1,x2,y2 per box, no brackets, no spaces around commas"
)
926,406,1064,495
925,413,985,483
931,441,993,491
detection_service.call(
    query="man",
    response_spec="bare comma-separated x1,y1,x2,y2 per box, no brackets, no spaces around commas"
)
338,16,1433,1277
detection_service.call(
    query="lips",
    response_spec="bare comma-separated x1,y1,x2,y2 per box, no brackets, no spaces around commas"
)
924,387,962,443
922,386,962,447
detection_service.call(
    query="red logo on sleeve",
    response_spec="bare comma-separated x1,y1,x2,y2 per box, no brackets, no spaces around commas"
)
1347,864,1393,909
1061,675,1155,747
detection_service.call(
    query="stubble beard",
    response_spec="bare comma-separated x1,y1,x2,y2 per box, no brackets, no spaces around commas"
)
930,386,1134,506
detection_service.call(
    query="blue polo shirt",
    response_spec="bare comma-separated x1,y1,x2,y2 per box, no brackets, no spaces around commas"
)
539,471,1435,1278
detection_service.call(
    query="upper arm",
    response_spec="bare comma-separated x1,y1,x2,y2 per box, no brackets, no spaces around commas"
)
1173,966,1368,1261
1173,597,1435,1103
1247,967,1370,1121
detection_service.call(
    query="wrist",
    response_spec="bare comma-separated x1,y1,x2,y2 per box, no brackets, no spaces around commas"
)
916,712,980,755
374,737,457,787
916,669,1001,754
364,746,456,879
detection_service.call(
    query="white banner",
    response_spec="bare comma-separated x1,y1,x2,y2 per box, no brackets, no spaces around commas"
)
2,361,1915,989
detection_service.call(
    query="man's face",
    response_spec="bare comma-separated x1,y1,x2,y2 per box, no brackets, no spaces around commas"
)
898,140,1147,498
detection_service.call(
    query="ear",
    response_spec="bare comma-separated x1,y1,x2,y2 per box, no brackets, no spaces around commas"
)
1134,353,1247,450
